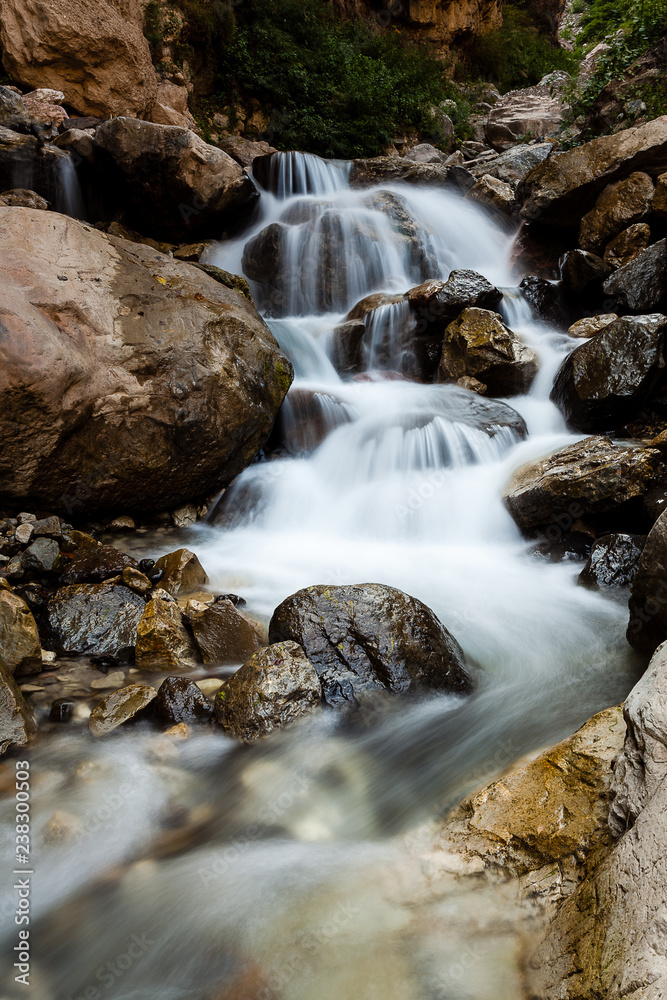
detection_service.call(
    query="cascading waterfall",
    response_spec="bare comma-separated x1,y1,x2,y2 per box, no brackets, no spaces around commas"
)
0,152,642,1000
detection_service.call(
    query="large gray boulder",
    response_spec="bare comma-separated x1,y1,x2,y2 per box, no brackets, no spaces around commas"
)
0,209,291,516
603,239,667,312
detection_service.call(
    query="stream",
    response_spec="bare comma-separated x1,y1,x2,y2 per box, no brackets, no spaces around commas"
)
0,152,642,1000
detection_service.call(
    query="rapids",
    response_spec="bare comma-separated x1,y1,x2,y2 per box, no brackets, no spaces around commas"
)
0,152,642,1000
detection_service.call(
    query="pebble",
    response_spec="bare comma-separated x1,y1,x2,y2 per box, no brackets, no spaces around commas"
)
17,513,36,524
14,522,34,544
42,650,56,664
90,670,126,690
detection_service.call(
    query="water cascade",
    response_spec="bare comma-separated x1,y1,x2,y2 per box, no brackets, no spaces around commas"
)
0,152,641,1000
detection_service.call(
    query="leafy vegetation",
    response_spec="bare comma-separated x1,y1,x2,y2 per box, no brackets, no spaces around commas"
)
457,2,576,92
205,0,470,159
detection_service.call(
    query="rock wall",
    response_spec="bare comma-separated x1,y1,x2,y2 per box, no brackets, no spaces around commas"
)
332,0,502,52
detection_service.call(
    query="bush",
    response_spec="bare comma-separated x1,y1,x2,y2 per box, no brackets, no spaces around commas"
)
458,2,577,92
208,0,470,158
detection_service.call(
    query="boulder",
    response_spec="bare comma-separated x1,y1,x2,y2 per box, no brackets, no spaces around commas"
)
0,0,157,118
153,549,207,598
135,598,198,671
602,239,667,312
578,172,654,253
407,270,502,330
0,210,291,516
88,683,156,737
0,127,72,204
628,510,667,654
216,136,278,169
436,308,538,396
464,174,515,217
603,222,651,270
519,117,667,226
331,320,367,378
0,590,42,676
578,533,645,591
278,388,353,455
46,582,145,657
550,314,667,431
559,250,610,295
214,640,321,743
94,119,257,240
0,189,48,210
485,83,565,142
154,676,214,726
0,86,30,132
519,275,569,327
268,583,472,708
653,170,667,218
403,143,447,165
21,538,60,574
468,142,552,185
188,600,264,665
503,436,662,531
0,664,37,754
58,545,138,585
349,157,450,188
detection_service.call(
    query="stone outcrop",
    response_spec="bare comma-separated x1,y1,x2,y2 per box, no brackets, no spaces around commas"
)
0,209,291,516
519,117,667,226
486,82,566,144
332,0,502,51
0,0,157,118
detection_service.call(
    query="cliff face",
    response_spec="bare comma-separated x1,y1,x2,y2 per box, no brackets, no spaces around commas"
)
332,0,503,53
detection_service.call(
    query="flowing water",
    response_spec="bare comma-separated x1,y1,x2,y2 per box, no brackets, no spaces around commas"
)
0,153,643,1000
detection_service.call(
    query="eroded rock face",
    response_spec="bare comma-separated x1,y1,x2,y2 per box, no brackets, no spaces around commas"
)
519,116,667,226
215,641,322,743
628,510,667,655
578,533,645,591
503,437,662,531
0,210,291,516
603,239,667,312
269,583,472,707
47,582,145,657
0,0,157,118
551,314,667,432
578,172,654,253
437,308,538,396
94,119,257,239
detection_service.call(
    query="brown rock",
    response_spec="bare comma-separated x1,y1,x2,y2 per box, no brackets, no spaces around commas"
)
216,136,278,169
0,0,157,118
0,663,37,754
437,308,538,396
652,170,667,219
0,210,291,516
603,238,667,312
603,223,651,269
135,598,199,671
464,173,515,216
88,683,156,737
578,172,654,254
189,600,264,665
567,314,618,339
154,549,207,597
486,83,565,142
58,545,138,585
0,590,42,677
0,188,48,210
121,566,152,595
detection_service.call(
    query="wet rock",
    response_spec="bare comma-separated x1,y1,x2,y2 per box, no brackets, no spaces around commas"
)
269,583,472,708
519,275,569,327
464,173,516,217
214,641,321,743
437,308,538,397
121,566,152,595
503,436,662,531
349,157,449,188
154,677,214,726
603,223,651,270
653,170,667,218
49,698,75,722
627,510,667,654
602,239,667,312
331,320,367,378
94,118,257,240
0,210,291,516
407,270,502,330
58,545,138,585
559,250,610,295
578,172,654,254
47,582,145,657
88,683,156,737
519,116,667,226
0,664,37,754
188,600,264,665
550,314,667,432
135,598,198,672
578,533,645,591
0,86,31,132
154,549,208,598
0,188,48,209
20,537,61,574
0,590,42,677
278,388,353,455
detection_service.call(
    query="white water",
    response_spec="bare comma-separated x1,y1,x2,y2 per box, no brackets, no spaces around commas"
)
0,153,641,1000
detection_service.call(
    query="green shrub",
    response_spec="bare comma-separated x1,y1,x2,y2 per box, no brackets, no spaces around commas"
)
208,0,470,159
458,2,577,92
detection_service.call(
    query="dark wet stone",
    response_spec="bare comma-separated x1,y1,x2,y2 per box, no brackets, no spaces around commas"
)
49,698,75,722
578,533,645,591
58,545,139,585
154,676,214,726
21,537,61,574
519,275,570,327
47,582,145,657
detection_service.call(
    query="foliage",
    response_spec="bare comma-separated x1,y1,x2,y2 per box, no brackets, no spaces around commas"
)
207,0,470,158
578,0,667,46
457,2,577,92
